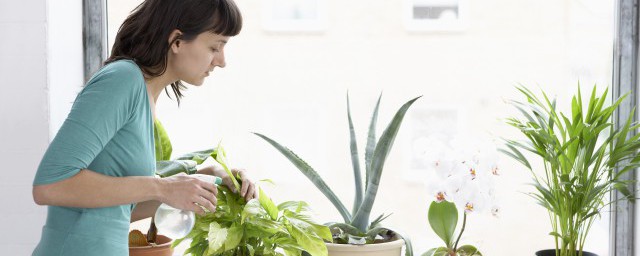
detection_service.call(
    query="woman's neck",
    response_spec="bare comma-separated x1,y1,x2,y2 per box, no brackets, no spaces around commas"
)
145,73,177,103
144,71,177,121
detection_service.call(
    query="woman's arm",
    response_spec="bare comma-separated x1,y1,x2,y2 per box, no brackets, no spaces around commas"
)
33,169,218,216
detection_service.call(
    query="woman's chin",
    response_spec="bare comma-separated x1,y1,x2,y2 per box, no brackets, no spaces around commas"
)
183,79,205,86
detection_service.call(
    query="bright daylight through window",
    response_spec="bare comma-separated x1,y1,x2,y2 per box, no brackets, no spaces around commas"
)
107,0,620,255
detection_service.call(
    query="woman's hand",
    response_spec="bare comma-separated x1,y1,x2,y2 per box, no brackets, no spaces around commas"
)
158,174,218,216
198,165,258,201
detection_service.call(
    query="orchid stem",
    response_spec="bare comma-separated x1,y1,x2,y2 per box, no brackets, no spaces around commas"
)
453,212,467,252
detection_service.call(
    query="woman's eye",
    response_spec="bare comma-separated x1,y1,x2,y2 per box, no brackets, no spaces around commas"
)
211,48,220,52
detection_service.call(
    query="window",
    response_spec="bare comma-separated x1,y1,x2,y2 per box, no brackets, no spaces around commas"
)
99,0,633,254
262,0,327,32
404,0,466,31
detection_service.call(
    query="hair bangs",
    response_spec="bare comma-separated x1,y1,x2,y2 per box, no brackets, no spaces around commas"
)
209,0,243,36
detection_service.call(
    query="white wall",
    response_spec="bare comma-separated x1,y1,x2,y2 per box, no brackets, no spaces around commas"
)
0,0,49,254
0,0,83,254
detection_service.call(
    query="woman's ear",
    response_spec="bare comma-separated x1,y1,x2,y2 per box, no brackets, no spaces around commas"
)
168,29,183,53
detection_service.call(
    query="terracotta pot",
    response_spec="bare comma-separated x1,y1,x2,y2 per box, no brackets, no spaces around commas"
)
535,249,598,256
129,234,174,256
325,239,404,256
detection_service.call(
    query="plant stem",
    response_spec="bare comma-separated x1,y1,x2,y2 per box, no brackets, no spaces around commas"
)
453,212,467,251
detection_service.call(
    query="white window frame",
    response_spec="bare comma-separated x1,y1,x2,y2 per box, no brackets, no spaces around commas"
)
403,0,468,32
261,0,328,32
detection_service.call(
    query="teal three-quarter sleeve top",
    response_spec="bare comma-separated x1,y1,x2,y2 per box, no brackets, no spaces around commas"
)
32,60,156,256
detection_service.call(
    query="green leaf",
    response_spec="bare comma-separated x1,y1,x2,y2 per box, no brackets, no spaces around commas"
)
155,160,197,177
207,222,228,254
369,213,392,228
428,201,458,248
283,248,301,256
242,199,268,222
253,132,352,223
365,93,382,189
351,96,422,231
347,93,364,216
224,223,244,252
259,187,279,220
286,220,328,256
401,234,414,256
326,222,364,236
175,148,216,164
153,119,173,161
458,245,482,256
422,247,450,256
278,201,310,213
211,143,241,192
284,210,333,242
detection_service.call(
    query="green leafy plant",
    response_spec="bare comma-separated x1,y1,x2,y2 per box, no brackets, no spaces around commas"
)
502,85,640,256
173,144,332,256
254,93,421,255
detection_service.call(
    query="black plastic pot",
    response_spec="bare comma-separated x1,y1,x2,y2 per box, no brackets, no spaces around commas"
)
535,249,598,256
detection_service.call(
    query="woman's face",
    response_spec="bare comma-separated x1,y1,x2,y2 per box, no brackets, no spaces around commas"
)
169,31,230,86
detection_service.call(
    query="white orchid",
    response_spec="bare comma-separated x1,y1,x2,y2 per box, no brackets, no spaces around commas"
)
423,135,500,256
424,135,500,216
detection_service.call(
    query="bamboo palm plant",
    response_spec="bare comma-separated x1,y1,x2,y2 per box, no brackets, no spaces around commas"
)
254,93,421,256
501,85,640,256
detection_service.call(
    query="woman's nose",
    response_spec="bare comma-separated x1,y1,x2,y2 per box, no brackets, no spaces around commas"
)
213,51,226,68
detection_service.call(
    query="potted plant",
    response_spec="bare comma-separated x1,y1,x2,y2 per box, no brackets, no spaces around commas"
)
421,135,500,256
254,93,421,256
128,120,227,256
172,144,333,256
501,85,640,256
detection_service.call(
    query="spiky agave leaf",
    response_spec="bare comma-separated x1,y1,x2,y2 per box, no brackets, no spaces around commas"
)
351,96,422,231
347,93,364,216
253,133,352,223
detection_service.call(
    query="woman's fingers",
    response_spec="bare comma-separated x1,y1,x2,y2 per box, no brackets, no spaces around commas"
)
232,168,259,200
245,182,256,201
197,179,218,196
160,174,221,215
195,194,216,214
190,201,207,216
234,169,249,196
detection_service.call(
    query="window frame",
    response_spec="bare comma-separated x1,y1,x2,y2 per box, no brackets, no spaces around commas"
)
610,0,639,254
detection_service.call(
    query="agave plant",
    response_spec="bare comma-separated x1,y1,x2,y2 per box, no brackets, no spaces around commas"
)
502,85,640,256
254,93,421,255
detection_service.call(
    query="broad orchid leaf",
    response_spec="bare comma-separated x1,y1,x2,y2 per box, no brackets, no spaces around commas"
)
458,245,482,256
422,247,450,256
428,201,458,248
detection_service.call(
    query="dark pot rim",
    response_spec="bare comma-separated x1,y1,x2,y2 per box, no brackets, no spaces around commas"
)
535,249,598,256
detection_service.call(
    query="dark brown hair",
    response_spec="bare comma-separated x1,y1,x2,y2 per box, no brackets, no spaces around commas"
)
105,0,242,105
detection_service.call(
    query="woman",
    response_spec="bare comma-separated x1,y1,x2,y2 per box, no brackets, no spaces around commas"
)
31,0,255,255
